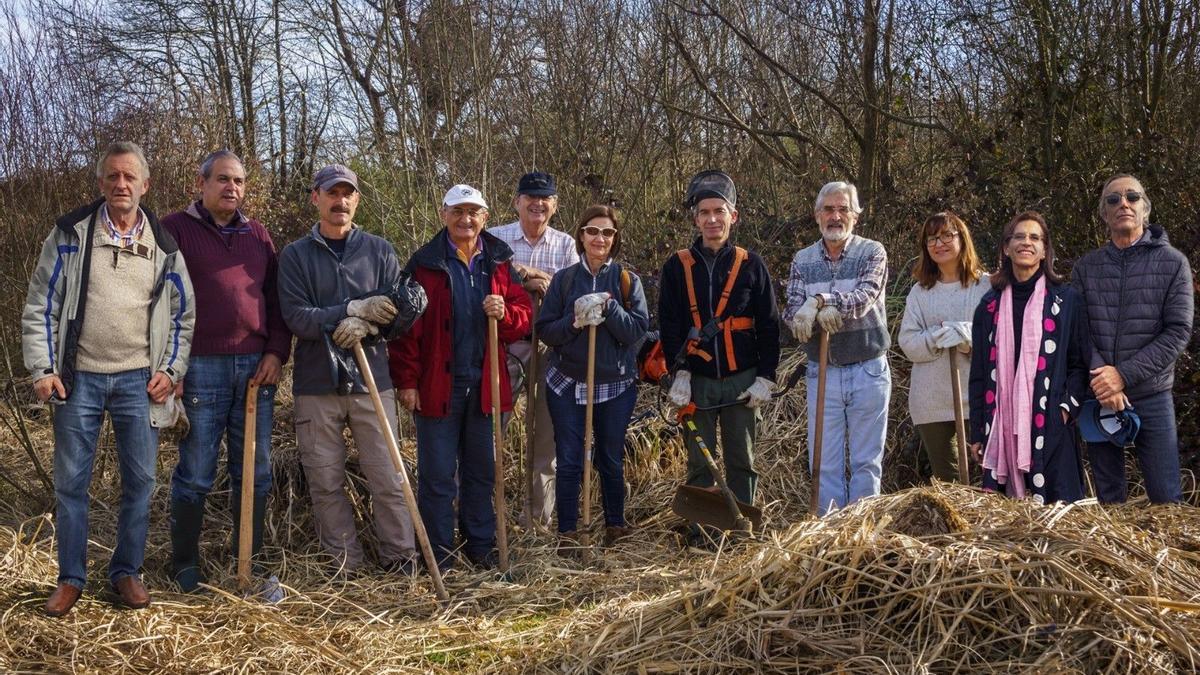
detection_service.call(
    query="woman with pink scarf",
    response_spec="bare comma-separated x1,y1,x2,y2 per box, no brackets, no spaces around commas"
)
968,211,1091,503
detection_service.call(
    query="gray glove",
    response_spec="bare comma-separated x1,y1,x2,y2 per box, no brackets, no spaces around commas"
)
790,296,819,342
668,370,692,407
817,304,843,334
741,376,774,409
332,316,380,349
573,292,609,328
347,296,398,325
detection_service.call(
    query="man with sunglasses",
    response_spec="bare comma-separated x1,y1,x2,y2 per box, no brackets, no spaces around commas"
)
658,170,781,529
1072,174,1194,504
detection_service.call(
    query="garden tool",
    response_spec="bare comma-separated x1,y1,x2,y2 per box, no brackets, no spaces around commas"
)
524,295,541,529
669,403,762,534
352,342,449,604
488,317,510,574
579,324,597,552
809,330,830,516
949,350,970,484
237,382,258,590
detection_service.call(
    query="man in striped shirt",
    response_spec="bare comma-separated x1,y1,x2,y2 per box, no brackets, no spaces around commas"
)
785,181,891,516
486,172,579,529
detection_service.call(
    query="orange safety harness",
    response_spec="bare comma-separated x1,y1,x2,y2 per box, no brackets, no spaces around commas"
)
676,246,753,372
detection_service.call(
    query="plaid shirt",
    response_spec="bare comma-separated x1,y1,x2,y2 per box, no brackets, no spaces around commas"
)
487,221,579,276
546,362,633,404
100,204,147,248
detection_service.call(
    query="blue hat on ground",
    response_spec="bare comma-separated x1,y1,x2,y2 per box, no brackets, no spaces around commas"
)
1078,399,1141,446
517,171,557,197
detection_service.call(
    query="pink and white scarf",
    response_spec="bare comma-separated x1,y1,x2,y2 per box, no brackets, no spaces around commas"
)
983,275,1046,498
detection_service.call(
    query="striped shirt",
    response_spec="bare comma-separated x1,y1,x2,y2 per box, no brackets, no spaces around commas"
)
546,362,633,404
487,221,579,276
100,204,147,248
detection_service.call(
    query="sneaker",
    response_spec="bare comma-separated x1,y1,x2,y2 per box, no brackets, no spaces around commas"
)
258,575,285,603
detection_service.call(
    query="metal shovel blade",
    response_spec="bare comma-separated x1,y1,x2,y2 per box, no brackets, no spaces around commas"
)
671,485,763,533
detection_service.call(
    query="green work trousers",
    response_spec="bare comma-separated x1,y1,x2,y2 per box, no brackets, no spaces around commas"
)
684,368,759,504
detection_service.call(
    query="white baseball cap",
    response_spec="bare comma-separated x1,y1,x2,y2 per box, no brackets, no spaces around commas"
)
442,184,488,209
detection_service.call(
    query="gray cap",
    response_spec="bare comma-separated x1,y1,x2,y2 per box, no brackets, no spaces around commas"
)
313,164,359,192
685,170,736,208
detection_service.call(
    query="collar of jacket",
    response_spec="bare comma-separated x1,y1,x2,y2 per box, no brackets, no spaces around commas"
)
689,236,736,261
185,200,249,227
305,222,363,255
409,228,515,270
55,197,178,254
1106,222,1168,256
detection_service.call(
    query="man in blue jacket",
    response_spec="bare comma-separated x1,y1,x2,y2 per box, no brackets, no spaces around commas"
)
1073,174,1194,503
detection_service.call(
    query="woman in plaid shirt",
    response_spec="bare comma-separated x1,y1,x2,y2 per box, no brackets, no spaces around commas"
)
536,205,649,553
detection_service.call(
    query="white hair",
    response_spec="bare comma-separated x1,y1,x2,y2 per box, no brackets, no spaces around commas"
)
95,141,150,180
1097,173,1151,224
814,181,863,215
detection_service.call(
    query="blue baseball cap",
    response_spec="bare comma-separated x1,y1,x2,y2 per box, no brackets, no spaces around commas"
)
1078,400,1141,446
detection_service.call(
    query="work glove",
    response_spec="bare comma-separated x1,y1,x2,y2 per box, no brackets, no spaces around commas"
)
668,370,692,407
933,321,971,352
790,296,819,343
573,292,609,329
347,296,398,325
332,316,379,349
817,304,843,334
740,377,775,409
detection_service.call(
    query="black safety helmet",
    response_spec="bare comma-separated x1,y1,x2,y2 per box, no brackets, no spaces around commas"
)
685,170,736,208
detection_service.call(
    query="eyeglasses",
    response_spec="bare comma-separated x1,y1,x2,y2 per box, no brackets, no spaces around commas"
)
1008,232,1044,243
1104,190,1143,206
925,231,960,246
822,205,851,216
582,226,617,238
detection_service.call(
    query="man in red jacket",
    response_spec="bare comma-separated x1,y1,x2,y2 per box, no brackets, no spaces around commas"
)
390,184,531,571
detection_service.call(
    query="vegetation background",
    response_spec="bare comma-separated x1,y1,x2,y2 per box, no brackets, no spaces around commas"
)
0,0,1197,507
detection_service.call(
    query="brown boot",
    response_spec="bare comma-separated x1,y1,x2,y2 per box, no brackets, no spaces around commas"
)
112,576,151,609
556,531,582,559
603,525,635,547
45,583,82,617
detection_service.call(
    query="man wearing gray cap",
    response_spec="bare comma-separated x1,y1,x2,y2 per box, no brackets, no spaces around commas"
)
276,164,418,575
486,171,579,528
389,184,532,571
658,170,781,522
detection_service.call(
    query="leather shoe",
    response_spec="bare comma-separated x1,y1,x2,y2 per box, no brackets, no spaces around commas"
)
112,576,151,609
45,583,82,617
603,525,635,547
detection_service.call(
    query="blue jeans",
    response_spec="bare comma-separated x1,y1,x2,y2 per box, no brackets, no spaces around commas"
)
414,382,494,566
52,368,158,588
546,383,637,532
1087,390,1181,504
170,354,274,503
807,355,891,516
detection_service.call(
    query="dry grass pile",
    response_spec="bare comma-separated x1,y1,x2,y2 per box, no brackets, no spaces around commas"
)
530,485,1200,673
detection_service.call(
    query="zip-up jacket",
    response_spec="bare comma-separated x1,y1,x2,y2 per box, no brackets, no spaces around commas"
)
278,225,409,395
388,229,532,417
536,260,650,384
21,198,195,427
657,237,780,381
1071,224,1194,400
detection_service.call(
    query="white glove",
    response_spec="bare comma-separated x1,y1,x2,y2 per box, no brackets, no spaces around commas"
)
332,316,379,348
740,377,774,409
668,370,692,407
933,321,971,351
347,296,398,324
573,292,609,328
790,297,819,343
817,304,843,334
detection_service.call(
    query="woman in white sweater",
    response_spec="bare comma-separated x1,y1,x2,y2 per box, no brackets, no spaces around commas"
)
898,212,990,482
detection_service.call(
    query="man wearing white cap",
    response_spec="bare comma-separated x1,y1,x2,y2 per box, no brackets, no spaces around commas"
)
389,184,532,571
277,164,419,575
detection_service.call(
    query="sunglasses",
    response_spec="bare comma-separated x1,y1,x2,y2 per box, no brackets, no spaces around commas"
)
1104,190,1143,206
582,226,617,238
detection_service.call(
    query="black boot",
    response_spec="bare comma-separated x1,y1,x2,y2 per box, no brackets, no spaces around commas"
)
230,491,268,573
170,497,207,592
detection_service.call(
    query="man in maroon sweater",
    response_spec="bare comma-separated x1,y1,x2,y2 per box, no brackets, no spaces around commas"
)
161,150,291,598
